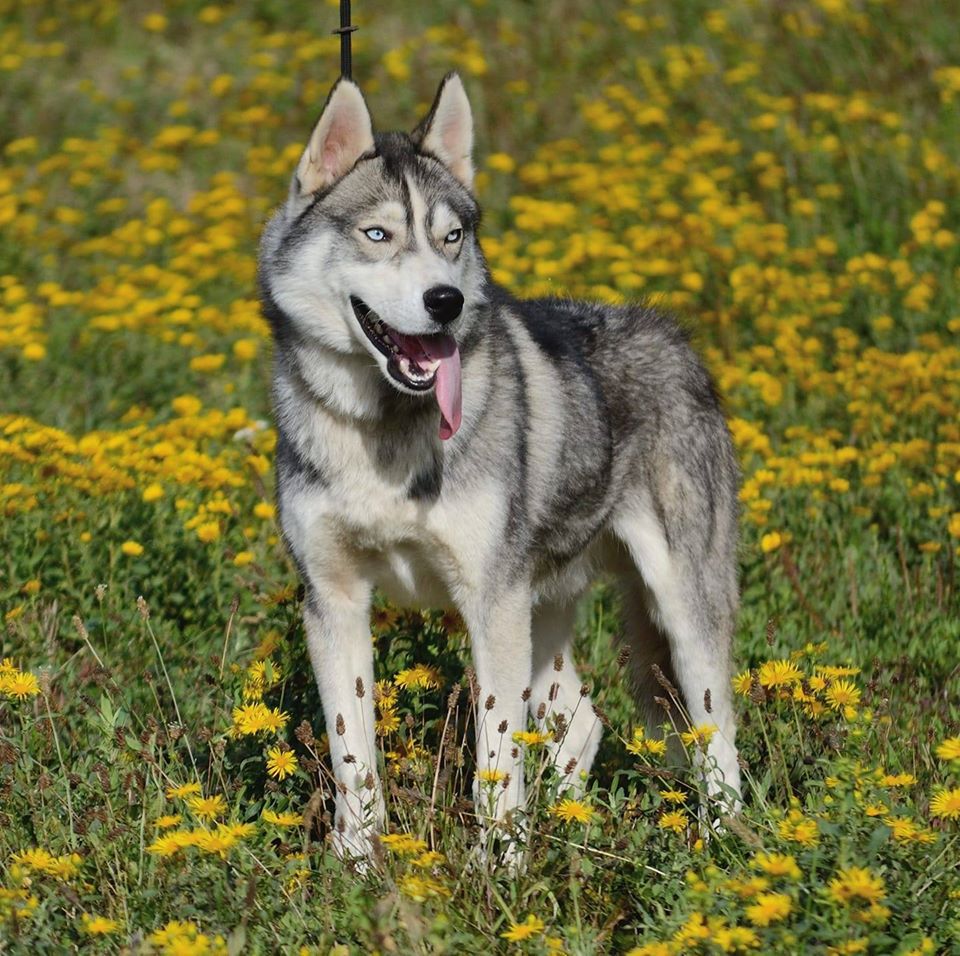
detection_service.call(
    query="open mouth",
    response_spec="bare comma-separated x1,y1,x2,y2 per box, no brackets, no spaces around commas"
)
349,295,463,441
350,295,439,391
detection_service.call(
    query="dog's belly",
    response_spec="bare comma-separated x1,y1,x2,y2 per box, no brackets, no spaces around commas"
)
362,543,453,610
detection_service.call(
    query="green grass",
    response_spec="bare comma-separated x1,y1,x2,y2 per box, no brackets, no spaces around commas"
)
0,0,958,952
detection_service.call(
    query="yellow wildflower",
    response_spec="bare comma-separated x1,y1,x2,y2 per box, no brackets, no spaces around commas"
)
501,914,546,942
930,787,960,820
828,866,886,905
550,799,596,824
187,794,227,820
266,747,298,780
80,914,121,935
745,892,792,926
758,660,803,688
166,781,202,800
934,736,960,761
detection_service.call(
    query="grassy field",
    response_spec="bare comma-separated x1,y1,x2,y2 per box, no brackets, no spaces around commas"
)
1,0,959,951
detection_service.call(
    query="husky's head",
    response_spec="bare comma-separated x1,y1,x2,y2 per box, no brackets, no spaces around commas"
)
260,73,489,440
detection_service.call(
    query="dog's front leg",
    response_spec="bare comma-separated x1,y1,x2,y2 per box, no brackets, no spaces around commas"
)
461,583,533,838
303,583,383,861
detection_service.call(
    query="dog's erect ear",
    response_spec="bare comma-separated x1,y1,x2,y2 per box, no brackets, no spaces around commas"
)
295,80,375,196
412,72,474,189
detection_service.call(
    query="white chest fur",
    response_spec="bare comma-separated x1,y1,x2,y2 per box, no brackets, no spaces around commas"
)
279,399,509,610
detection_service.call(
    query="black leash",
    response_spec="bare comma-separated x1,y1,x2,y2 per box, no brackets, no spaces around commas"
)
332,0,357,81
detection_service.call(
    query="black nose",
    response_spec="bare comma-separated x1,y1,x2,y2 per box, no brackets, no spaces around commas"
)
423,285,464,325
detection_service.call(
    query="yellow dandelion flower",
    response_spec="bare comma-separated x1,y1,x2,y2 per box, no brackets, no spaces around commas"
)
147,833,189,857
753,852,801,880
232,702,270,735
379,833,428,855
375,707,400,735
884,816,935,843
374,679,398,707
1,670,40,698
166,781,202,800
233,338,259,361
195,521,220,543
266,747,298,780
550,799,596,824
80,914,121,935
828,866,886,905
148,920,225,952
825,679,861,711
501,914,546,942
626,725,667,757
260,707,289,733
816,665,861,678
659,789,687,804
777,810,819,846
190,353,226,373
412,850,446,868
512,729,552,746
934,736,960,761
394,664,442,690
154,815,182,829
220,821,255,840
487,152,516,174
713,925,760,951
262,809,302,827
658,810,688,834
478,768,506,784
253,501,275,520
142,484,164,503
732,670,754,695
187,794,227,820
192,830,236,858
399,873,451,901
930,787,960,820
680,723,717,748
879,772,916,787
758,660,803,688
745,891,792,926
120,540,144,557
643,737,668,756
760,531,782,553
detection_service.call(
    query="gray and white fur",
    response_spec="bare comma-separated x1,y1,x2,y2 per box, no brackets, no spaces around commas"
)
259,74,741,860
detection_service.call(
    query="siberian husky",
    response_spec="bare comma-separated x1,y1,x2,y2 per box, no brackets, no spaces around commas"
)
258,73,741,859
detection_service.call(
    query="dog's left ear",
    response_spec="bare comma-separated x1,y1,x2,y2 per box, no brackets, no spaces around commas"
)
412,72,474,189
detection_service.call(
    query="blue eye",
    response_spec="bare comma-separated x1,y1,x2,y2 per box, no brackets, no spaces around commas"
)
445,228,463,244
363,227,389,242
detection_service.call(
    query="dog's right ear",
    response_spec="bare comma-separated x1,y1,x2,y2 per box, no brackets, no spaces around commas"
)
293,80,374,198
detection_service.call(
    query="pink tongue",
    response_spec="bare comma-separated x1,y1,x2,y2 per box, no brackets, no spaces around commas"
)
419,335,461,440
392,332,461,440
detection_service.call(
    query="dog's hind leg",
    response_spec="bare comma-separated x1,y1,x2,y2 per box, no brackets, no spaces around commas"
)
613,496,741,808
529,600,602,791
616,578,680,741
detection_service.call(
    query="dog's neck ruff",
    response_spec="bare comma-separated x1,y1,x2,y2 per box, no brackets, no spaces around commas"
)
279,330,459,444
